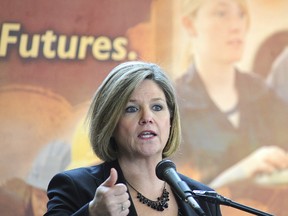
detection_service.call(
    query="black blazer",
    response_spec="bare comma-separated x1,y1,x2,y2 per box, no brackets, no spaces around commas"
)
44,160,222,216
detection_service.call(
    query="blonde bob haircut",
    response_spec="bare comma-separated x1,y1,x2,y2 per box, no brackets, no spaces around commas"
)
87,61,181,162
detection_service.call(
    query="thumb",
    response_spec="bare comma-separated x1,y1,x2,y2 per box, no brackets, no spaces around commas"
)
102,168,118,188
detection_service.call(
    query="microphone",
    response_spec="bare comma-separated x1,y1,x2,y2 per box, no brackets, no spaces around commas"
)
156,159,206,216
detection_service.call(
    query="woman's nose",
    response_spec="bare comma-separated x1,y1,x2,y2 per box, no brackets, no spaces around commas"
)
139,109,153,125
229,14,247,33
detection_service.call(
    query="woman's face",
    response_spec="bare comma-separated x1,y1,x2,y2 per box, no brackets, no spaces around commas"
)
113,79,171,160
185,0,248,63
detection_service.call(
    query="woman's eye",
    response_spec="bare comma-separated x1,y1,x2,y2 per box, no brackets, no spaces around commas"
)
215,10,226,17
125,106,138,113
152,104,163,111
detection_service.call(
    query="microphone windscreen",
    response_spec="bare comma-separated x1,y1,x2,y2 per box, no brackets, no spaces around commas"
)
156,159,177,180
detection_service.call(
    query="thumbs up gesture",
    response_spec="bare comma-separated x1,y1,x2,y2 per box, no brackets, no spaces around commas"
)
89,168,131,216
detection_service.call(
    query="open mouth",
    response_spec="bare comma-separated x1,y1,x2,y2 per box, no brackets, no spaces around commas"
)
138,131,157,139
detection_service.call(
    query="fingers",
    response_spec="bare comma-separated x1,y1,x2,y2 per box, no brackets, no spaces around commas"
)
102,168,118,188
263,146,288,169
89,168,130,216
98,168,128,198
118,200,131,215
247,146,288,176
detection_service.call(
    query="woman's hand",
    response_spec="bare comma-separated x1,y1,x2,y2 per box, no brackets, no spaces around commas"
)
242,146,288,177
89,168,131,216
210,146,288,188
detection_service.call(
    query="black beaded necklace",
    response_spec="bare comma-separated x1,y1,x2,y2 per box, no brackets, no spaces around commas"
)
126,181,170,211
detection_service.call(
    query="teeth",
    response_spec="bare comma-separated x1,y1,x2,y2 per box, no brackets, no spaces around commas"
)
141,134,153,138
139,131,155,138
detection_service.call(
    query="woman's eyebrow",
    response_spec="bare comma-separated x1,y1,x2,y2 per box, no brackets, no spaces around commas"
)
128,97,166,102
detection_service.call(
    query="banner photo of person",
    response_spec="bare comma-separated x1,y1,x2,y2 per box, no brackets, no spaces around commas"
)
0,0,287,215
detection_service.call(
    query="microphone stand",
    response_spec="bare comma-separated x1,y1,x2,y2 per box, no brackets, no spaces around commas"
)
192,190,274,216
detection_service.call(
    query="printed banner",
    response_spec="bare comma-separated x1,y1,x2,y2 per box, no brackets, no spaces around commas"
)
0,0,287,215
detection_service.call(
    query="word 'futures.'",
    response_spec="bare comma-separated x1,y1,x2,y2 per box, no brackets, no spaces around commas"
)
0,23,138,61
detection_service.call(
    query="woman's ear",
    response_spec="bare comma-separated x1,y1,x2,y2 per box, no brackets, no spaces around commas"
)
182,16,197,37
